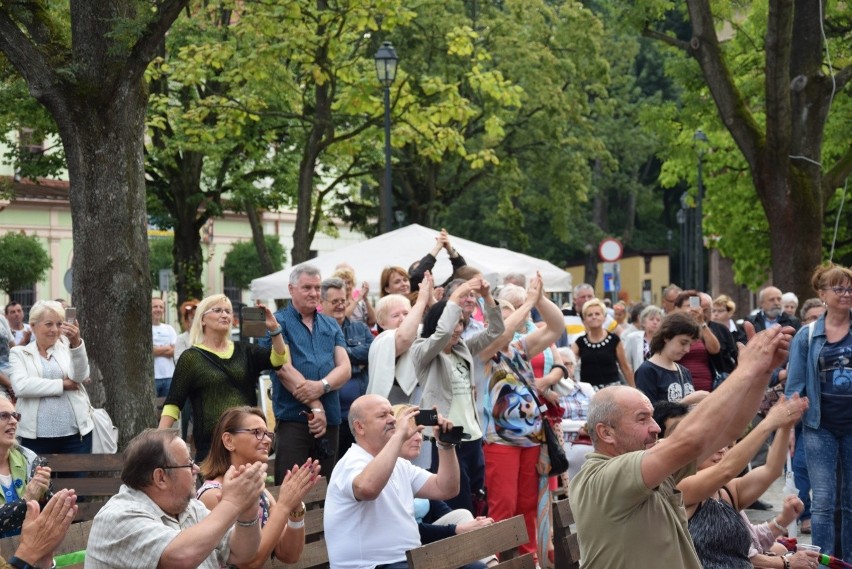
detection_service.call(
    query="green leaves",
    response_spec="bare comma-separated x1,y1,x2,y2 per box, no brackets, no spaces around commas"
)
0,232,52,296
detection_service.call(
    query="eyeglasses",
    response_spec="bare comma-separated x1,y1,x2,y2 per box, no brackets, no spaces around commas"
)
161,460,197,471
230,428,275,442
326,299,347,307
0,412,21,422
203,306,233,316
826,287,852,296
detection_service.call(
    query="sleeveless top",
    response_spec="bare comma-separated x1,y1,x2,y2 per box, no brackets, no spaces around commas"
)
574,332,621,387
196,480,271,527
688,487,751,569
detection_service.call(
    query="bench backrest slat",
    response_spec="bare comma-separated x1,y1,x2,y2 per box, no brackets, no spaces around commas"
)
406,515,529,569
552,498,581,569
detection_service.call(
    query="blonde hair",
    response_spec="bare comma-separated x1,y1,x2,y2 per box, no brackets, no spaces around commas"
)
29,300,65,325
375,294,411,328
189,294,232,345
581,298,607,318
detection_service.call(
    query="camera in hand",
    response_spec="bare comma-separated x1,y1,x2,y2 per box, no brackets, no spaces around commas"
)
439,426,471,445
414,409,439,426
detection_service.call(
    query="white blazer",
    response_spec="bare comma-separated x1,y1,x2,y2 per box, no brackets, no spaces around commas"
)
9,337,93,439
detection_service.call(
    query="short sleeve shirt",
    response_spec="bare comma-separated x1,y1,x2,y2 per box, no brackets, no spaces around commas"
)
569,451,701,569
324,444,431,569
85,485,231,569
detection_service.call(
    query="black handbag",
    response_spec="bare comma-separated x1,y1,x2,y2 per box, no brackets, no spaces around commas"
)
540,417,570,476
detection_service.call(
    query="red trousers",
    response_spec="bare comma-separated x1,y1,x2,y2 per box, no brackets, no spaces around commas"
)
483,442,539,556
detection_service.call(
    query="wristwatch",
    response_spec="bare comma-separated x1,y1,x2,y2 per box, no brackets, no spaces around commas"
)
9,557,43,569
321,379,331,394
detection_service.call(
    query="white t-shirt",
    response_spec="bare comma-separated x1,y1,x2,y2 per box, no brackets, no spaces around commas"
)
11,323,31,345
325,444,431,569
152,323,177,379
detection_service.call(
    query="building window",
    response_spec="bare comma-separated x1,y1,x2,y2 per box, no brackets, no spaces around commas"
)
18,129,44,155
11,285,36,321
223,275,242,307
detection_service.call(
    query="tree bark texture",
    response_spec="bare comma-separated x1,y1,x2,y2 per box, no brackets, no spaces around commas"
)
0,0,190,446
681,0,851,301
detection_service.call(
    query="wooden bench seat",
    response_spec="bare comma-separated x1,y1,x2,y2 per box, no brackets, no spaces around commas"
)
43,453,125,522
406,515,535,569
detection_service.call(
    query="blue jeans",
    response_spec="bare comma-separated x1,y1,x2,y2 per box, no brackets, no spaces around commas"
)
155,377,172,398
793,423,811,521
803,426,852,560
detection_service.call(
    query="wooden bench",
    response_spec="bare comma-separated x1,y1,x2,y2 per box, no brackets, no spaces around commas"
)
44,453,125,521
406,515,535,569
552,498,581,569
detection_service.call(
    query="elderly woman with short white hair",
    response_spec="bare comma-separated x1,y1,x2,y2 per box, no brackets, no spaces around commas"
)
623,305,664,372
9,300,93,454
367,273,434,405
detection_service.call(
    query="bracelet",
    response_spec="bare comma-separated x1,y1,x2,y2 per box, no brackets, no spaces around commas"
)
771,518,787,533
782,555,790,569
236,514,260,527
269,326,283,337
551,363,570,379
310,408,324,414
436,442,457,450
288,518,305,529
290,501,306,520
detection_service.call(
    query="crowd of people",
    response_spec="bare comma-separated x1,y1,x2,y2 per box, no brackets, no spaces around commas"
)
0,229,847,569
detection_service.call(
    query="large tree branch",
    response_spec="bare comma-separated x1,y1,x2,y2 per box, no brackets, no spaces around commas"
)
126,0,192,82
834,64,852,91
763,0,795,171
823,146,852,202
0,9,62,97
684,0,765,171
641,26,691,52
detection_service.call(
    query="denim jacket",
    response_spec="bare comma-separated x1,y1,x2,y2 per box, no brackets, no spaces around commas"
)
785,314,826,429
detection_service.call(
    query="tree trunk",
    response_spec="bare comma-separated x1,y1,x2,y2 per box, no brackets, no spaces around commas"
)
56,89,158,442
245,199,275,276
170,151,206,306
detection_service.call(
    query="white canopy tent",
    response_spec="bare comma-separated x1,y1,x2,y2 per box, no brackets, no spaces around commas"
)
251,224,572,300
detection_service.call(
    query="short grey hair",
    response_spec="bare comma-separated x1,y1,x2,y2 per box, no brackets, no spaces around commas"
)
289,264,321,287
497,284,526,308
639,305,664,327
587,386,627,447
29,300,65,325
503,273,526,287
781,292,799,306
321,277,346,301
573,283,594,296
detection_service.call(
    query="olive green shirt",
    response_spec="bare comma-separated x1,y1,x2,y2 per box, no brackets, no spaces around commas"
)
569,450,700,569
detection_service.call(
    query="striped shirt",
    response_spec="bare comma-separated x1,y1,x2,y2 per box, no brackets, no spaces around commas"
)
272,304,346,425
86,485,231,569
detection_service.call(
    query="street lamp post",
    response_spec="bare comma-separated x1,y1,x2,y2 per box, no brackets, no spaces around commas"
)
374,41,399,235
694,129,708,291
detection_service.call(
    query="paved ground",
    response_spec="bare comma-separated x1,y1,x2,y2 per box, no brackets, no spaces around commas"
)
745,475,811,545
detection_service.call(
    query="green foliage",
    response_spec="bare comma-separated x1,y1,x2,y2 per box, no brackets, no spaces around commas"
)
0,232,52,295
148,238,174,288
222,237,286,290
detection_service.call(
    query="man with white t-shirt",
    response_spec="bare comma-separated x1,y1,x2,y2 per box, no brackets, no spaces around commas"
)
324,395,460,569
4,302,31,346
152,298,177,397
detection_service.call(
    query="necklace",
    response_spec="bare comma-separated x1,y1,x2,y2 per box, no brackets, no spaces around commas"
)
583,334,611,349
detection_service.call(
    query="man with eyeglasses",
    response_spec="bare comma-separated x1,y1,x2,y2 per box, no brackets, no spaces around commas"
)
86,429,266,569
321,278,373,456
271,264,352,484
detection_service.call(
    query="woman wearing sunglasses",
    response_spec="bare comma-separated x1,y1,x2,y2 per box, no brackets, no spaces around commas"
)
158,294,289,462
0,397,52,540
198,406,320,568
